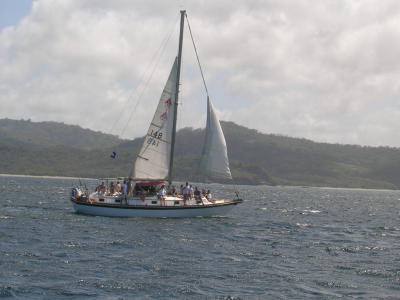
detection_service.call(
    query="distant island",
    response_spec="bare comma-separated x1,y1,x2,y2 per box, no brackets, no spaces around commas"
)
0,118,399,189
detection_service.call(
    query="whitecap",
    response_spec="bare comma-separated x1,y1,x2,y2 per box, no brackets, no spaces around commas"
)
302,209,321,214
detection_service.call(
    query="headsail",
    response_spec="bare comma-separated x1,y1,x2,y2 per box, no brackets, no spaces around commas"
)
133,59,178,180
199,97,232,179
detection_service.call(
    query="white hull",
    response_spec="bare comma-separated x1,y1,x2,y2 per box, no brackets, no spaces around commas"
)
68,11,241,218
71,200,239,218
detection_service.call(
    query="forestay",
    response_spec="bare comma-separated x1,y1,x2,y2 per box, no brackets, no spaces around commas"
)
133,59,178,180
199,97,232,179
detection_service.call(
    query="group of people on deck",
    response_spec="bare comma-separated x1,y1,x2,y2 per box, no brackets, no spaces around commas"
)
95,180,128,196
95,180,212,202
158,182,212,202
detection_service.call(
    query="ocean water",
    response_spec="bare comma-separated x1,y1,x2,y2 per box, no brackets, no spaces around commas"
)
1,176,400,299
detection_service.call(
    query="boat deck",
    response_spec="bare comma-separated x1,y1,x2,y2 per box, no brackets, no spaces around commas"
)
72,192,241,209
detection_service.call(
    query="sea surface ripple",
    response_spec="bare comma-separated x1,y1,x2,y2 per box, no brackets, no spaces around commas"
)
1,176,400,299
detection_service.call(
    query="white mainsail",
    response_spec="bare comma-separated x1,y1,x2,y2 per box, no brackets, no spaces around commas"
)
199,97,232,179
133,59,178,180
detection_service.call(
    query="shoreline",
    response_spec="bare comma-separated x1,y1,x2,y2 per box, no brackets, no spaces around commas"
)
281,185,398,193
0,173,94,180
0,173,398,192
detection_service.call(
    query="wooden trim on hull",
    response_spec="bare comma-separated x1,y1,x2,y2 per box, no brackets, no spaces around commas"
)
70,198,242,217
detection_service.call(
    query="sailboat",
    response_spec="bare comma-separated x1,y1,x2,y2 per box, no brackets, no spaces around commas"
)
70,10,242,217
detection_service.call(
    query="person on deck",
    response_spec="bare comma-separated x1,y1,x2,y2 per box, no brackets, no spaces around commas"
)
150,186,156,195
122,180,128,196
158,185,167,205
206,190,213,202
171,185,177,195
189,185,194,199
194,187,201,199
96,182,106,195
109,182,115,195
182,182,190,203
115,181,121,193
158,185,166,198
134,184,142,196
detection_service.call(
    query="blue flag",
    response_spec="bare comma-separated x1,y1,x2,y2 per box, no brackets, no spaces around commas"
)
110,151,117,159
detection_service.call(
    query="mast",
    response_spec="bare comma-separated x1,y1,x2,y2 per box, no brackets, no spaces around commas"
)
168,10,185,186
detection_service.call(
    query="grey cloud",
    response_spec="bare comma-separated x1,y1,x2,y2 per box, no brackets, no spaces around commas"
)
1,0,400,146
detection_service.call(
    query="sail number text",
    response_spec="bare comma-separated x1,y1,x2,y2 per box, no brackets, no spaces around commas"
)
147,130,163,147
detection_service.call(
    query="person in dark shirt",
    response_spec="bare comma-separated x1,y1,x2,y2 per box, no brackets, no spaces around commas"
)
109,182,114,195
169,185,177,195
194,187,201,199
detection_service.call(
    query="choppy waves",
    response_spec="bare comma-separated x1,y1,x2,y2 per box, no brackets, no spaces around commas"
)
1,177,400,299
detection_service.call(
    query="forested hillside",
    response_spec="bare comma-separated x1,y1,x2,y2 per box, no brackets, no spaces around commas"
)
0,119,122,149
1,118,400,189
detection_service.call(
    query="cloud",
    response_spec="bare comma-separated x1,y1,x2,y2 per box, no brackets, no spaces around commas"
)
1,0,400,146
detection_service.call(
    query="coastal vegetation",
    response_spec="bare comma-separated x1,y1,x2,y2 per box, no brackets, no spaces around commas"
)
1,118,399,189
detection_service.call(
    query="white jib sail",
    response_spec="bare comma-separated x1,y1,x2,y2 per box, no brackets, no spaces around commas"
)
133,59,178,180
199,97,232,179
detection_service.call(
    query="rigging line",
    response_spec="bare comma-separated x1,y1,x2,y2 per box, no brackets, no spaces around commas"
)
113,18,177,136
110,16,179,136
120,35,170,137
185,14,209,97
120,18,178,138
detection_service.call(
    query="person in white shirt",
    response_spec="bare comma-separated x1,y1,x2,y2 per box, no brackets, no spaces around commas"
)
158,185,167,205
189,185,194,199
206,190,213,202
182,182,190,203
158,185,166,198
119,180,127,204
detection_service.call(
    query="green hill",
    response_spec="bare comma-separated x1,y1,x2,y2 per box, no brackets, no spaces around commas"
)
1,118,400,189
0,119,122,149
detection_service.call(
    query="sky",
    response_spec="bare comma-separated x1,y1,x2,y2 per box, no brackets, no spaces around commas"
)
1,0,400,147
